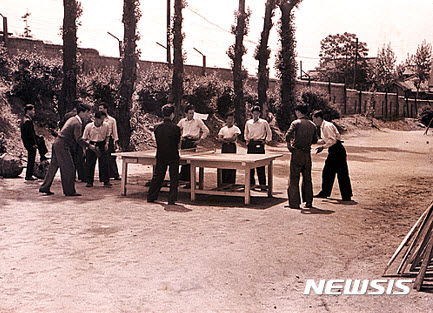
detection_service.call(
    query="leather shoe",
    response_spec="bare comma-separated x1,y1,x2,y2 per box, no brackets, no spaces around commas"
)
86,183,93,187
25,177,37,181
39,189,54,195
114,177,121,181
65,193,82,197
342,197,352,201
104,182,112,187
314,193,328,198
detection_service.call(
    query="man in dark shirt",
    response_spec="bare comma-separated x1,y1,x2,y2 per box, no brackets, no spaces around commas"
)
285,104,318,209
39,103,95,196
20,104,48,180
147,104,181,205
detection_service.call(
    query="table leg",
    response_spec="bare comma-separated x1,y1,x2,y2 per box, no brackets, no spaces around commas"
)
244,168,251,205
217,169,222,187
191,163,197,201
199,167,204,190
268,161,273,198
121,160,128,196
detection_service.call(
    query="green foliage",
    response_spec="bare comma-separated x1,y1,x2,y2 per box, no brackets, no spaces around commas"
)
7,52,63,128
369,43,397,91
300,88,340,121
78,67,121,113
420,105,433,127
317,32,370,90
136,66,171,115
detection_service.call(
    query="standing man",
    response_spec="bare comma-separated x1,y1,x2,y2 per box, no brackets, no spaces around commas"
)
217,112,241,185
82,111,111,187
39,103,95,196
244,105,272,190
98,103,121,180
312,110,353,201
147,104,181,205
20,104,48,180
177,104,209,185
285,104,318,209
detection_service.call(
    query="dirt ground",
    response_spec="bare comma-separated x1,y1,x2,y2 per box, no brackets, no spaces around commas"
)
0,128,432,313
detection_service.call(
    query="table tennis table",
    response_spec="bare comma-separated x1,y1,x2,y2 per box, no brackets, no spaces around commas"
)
114,150,283,205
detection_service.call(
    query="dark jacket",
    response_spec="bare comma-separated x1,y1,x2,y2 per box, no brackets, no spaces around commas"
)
285,116,318,151
20,114,37,150
154,118,181,161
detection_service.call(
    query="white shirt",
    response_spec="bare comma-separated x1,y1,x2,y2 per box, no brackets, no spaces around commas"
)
244,118,272,142
320,120,341,149
218,125,241,140
177,117,210,140
104,115,119,142
83,122,110,142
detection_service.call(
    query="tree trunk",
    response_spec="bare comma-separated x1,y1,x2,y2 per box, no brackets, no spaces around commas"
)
256,0,276,117
170,0,184,119
59,0,79,119
276,0,301,131
118,0,139,151
233,0,246,128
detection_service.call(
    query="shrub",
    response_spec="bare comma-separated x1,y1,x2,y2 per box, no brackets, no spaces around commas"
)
300,88,340,120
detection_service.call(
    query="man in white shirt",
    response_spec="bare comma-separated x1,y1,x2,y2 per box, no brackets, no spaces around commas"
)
177,104,210,183
98,103,121,180
82,111,111,187
312,110,353,201
244,105,272,189
218,112,241,185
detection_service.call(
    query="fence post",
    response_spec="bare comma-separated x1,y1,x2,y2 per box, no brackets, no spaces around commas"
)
385,90,388,119
343,84,347,114
359,90,362,114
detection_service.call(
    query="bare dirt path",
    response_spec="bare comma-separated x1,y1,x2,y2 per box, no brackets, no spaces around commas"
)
0,129,432,312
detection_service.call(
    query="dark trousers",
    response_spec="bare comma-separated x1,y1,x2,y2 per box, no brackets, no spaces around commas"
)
247,140,266,186
25,136,48,179
147,158,179,204
85,141,109,184
179,138,196,182
71,142,86,181
25,148,36,179
107,136,119,179
288,149,313,207
221,142,237,184
319,141,353,199
40,137,77,195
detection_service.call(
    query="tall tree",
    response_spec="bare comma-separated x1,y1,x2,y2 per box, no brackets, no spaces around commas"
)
170,0,185,118
227,0,251,128
316,32,370,89
59,0,81,119
413,40,432,85
275,0,302,131
369,43,396,91
255,0,277,116
118,0,140,150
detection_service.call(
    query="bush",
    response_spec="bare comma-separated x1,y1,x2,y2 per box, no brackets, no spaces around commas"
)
7,52,62,128
420,105,433,127
300,88,340,120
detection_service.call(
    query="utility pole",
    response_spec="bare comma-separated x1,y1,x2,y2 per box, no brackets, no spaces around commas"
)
353,37,358,89
193,47,206,76
167,0,172,67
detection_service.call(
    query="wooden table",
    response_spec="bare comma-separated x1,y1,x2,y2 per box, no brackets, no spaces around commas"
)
114,151,282,205
183,152,282,205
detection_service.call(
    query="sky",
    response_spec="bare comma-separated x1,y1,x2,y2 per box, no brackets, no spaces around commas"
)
1,0,433,78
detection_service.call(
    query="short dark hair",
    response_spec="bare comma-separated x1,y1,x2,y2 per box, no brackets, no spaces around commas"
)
224,112,234,119
251,105,261,113
94,111,106,119
184,104,195,113
161,104,175,117
98,102,108,109
76,103,91,114
294,104,309,115
312,110,324,119
24,104,34,114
